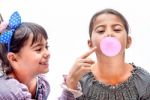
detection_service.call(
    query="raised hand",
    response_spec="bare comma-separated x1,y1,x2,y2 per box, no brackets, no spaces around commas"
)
66,47,97,89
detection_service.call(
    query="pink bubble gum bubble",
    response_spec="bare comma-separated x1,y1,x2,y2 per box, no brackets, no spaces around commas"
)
100,37,121,57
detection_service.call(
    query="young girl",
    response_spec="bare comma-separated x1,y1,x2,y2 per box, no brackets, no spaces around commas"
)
60,8,150,100
0,11,50,100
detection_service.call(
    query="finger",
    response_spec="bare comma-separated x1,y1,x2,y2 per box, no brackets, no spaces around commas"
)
80,47,97,59
79,59,95,64
77,66,92,75
79,63,94,68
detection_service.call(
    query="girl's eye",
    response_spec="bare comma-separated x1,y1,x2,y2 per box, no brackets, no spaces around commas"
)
114,29,121,32
96,30,105,34
35,48,42,52
114,25,122,32
46,45,49,49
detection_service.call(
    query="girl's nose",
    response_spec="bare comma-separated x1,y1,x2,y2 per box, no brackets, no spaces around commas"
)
107,33,113,37
106,31,114,37
105,28,114,37
44,49,50,59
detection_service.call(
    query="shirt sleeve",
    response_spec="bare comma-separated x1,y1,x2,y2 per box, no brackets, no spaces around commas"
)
59,89,76,100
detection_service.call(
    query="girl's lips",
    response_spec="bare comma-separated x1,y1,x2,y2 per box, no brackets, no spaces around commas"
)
40,62,48,65
40,61,49,67
40,63,49,69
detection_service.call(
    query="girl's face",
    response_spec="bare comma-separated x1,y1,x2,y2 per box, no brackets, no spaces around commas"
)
88,13,131,56
14,34,50,76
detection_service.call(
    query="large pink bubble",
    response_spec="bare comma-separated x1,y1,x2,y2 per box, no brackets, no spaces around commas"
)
100,37,121,57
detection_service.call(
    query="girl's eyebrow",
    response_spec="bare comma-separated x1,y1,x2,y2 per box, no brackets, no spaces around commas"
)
94,25,105,30
31,42,48,48
112,24,123,27
94,24,123,30
112,24,124,29
31,43,42,49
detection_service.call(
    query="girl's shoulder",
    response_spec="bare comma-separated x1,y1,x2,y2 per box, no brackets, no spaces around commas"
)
132,64,150,82
130,64,150,98
0,75,31,99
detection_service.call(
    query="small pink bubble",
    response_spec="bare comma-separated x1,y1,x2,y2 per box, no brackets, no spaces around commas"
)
100,37,121,57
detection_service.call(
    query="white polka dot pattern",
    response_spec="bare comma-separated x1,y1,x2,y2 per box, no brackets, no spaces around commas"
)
0,11,21,51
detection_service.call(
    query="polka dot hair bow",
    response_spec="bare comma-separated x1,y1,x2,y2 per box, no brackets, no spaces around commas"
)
0,11,21,51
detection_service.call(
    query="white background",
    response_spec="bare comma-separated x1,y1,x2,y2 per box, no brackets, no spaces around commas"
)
1,0,150,99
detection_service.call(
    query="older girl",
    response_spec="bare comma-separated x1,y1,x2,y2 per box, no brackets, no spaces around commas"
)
60,8,150,100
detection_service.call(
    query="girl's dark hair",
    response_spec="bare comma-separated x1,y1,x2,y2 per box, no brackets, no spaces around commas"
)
10,22,48,53
89,8,129,38
0,43,11,74
0,22,48,74
0,13,3,23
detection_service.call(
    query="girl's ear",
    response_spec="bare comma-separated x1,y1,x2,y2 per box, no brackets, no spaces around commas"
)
88,39,93,48
7,52,18,68
126,36,132,49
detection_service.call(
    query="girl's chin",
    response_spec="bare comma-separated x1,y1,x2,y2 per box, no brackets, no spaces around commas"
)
43,67,49,73
39,65,49,74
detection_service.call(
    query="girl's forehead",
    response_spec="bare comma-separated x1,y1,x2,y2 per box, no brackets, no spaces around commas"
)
96,14,121,22
93,14,124,26
21,35,46,51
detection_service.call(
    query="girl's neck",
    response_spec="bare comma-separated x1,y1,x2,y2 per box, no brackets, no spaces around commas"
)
27,77,37,99
92,56,133,85
8,72,37,98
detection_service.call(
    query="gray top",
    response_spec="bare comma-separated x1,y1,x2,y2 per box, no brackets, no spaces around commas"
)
60,64,150,100
0,74,50,100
